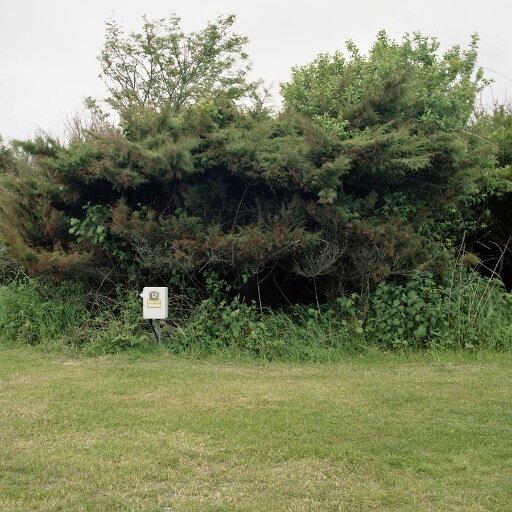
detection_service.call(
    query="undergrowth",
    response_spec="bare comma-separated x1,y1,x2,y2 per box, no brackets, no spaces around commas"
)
0,266,510,360
0,279,88,349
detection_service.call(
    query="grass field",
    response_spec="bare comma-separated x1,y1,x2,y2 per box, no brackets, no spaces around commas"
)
0,348,511,511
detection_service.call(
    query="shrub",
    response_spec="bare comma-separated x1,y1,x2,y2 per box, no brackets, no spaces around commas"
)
0,32,489,303
366,269,512,351
80,288,155,355
441,267,512,350
169,296,270,355
366,272,447,349
0,278,88,348
0,277,157,354
168,294,368,361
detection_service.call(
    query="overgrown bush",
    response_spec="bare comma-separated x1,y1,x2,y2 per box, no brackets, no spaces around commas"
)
0,278,88,348
0,30,491,304
367,272,448,349
0,270,509,357
80,288,155,355
167,291,368,360
0,278,155,354
170,296,269,354
366,268,512,350
442,267,512,349
1,19,512,358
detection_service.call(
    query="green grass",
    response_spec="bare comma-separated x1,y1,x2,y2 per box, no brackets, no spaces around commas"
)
0,348,511,511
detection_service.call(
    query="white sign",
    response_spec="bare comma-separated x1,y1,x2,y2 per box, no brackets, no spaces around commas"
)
142,287,168,319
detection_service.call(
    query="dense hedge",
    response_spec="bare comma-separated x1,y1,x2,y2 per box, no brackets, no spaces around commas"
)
0,30,511,309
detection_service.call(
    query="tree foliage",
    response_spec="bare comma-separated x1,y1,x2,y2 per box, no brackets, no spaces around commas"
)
2,27,511,305
282,31,485,133
99,14,252,116
462,106,512,285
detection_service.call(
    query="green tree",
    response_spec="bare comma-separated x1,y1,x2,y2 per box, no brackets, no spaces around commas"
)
1,30,501,303
462,106,512,286
281,31,486,133
99,14,252,115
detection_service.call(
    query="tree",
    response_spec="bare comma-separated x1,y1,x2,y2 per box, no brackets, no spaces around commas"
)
2,30,504,303
463,106,512,287
99,14,253,115
281,31,486,134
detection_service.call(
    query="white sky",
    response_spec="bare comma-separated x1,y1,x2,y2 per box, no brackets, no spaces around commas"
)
1,0,512,142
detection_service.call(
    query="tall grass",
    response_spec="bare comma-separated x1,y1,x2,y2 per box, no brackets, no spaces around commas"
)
168,299,369,361
0,243,509,358
0,279,88,348
443,266,512,350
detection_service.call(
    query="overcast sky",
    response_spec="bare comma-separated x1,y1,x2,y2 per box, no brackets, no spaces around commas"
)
1,0,511,142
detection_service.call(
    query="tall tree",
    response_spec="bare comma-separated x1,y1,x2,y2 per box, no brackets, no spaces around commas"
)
281,31,486,134
99,14,252,115
3,30,505,299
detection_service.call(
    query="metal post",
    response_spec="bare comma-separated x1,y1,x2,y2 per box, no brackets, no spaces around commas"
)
152,319,161,344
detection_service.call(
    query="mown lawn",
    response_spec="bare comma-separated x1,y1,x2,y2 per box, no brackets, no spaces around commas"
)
0,348,511,511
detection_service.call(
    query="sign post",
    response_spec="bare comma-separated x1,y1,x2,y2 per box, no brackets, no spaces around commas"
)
141,287,168,343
